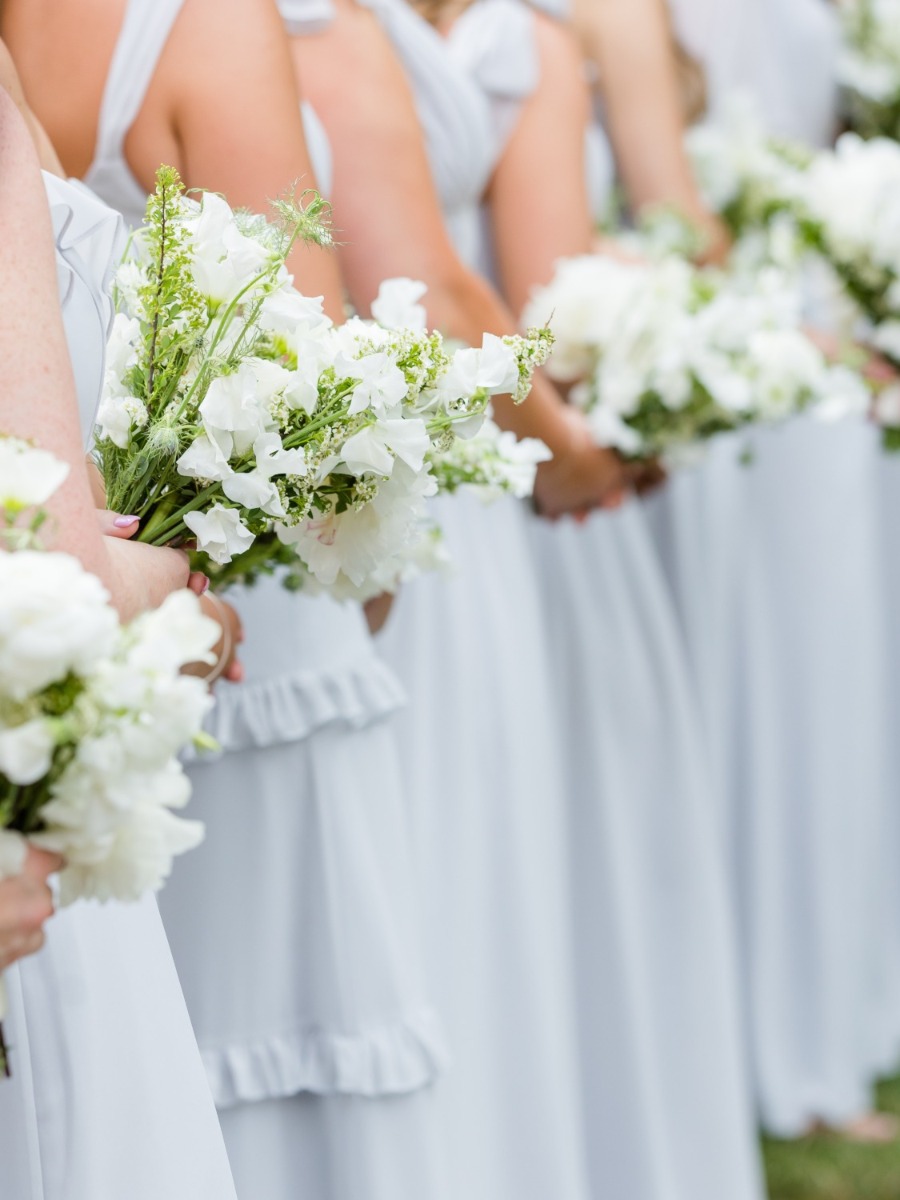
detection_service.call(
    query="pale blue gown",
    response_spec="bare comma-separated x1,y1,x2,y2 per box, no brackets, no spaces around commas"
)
653,0,898,1133
0,174,236,1200
82,2,451,1197
299,1,594,1195
449,3,765,1198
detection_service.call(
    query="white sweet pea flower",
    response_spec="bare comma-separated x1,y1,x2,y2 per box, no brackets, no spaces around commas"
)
177,433,233,483
96,393,149,450
371,278,428,330
0,719,55,786
199,360,275,457
187,192,273,306
0,439,69,511
258,286,331,340
222,469,285,517
183,504,255,564
336,351,409,417
452,334,520,397
253,432,309,479
340,417,431,477
103,314,142,398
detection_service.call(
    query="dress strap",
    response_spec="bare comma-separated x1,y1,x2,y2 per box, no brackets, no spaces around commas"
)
90,0,187,174
278,0,336,35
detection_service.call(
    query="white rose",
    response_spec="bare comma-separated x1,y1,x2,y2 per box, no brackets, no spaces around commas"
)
124,590,220,674
0,551,118,700
0,718,55,786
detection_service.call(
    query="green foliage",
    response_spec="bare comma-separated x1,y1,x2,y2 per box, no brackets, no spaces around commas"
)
764,1076,900,1200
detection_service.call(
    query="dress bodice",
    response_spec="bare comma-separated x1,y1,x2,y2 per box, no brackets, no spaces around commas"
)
668,0,838,147
44,173,123,443
278,0,494,265
83,0,187,229
446,0,613,273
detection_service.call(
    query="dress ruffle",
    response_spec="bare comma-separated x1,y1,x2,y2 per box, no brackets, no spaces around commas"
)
203,1005,451,1108
191,654,407,756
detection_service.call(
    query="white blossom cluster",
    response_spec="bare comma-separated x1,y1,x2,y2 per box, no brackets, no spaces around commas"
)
522,255,868,462
839,0,900,139
97,174,551,599
0,441,218,905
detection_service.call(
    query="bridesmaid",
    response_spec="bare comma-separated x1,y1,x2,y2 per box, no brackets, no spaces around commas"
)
283,1,624,1195
419,2,764,1198
0,64,237,1200
5,2,452,1197
590,0,896,1140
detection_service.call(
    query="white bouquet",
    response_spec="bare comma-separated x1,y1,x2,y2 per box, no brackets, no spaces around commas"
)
523,255,868,463
97,170,552,599
839,0,900,140
0,437,219,1074
688,116,900,441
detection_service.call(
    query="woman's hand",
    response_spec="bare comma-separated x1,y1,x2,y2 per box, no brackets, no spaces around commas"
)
364,592,396,636
0,846,61,971
533,407,631,519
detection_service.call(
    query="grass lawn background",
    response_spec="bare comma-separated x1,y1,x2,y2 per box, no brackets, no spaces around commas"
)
764,1077,900,1199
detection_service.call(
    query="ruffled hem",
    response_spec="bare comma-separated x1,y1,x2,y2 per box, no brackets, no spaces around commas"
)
190,655,407,756
202,1005,451,1109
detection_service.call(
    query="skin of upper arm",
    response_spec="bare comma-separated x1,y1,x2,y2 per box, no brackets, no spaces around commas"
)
135,0,345,317
290,0,471,316
487,12,594,317
0,89,112,581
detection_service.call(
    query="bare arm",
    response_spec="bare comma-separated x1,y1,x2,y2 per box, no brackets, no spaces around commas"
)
572,0,728,259
0,89,189,616
139,0,345,320
488,13,595,314
291,0,623,514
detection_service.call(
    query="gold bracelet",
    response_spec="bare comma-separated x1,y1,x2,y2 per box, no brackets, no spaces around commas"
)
202,591,233,685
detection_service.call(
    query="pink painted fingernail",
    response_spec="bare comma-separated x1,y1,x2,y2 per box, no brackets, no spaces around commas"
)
113,515,139,528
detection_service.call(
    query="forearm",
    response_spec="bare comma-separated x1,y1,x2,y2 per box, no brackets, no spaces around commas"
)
573,0,706,217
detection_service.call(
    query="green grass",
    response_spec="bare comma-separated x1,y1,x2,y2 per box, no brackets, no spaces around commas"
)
763,1078,900,1200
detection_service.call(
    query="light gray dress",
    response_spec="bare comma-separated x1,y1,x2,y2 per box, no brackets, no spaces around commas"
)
0,172,236,1200
650,0,897,1133
450,4,764,1199
294,1,594,1196
82,3,450,1197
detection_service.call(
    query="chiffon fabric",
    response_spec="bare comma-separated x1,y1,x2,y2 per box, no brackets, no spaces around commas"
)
449,5,764,1199
650,0,898,1133
0,172,236,1200
345,1,594,1196
80,3,451,1197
